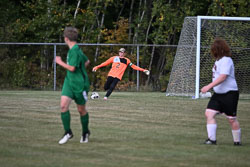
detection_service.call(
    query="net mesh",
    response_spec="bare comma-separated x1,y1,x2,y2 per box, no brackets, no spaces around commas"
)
166,17,250,98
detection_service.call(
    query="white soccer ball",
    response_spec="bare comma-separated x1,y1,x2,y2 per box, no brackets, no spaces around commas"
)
91,92,99,99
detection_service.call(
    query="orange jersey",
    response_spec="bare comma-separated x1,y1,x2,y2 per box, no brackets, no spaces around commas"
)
96,56,146,80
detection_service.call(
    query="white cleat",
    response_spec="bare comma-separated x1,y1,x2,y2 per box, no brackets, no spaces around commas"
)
80,132,90,143
59,133,73,145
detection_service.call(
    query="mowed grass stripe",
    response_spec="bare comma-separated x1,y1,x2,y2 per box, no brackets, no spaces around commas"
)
0,91,249,167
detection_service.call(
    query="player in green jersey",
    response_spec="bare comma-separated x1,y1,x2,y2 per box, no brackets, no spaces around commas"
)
55,27,90,144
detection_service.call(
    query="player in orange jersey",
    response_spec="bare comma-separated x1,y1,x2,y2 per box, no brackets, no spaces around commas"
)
92,48,150,100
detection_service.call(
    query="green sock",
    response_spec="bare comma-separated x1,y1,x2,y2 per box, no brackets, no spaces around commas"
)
80,112,89,134
61,110,71,132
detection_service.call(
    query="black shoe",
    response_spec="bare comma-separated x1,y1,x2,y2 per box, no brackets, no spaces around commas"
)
234,142,242,146
204,138,217,145
80,131,90,143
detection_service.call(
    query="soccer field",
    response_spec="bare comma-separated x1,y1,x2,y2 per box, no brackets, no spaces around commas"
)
0,91,249,167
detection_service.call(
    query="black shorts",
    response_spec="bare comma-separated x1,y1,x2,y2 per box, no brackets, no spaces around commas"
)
207,91,239,117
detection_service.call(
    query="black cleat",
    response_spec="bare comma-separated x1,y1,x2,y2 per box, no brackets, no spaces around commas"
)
234,142,242,146
204,138,217,145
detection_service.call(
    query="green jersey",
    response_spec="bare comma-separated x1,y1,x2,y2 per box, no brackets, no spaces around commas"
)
64,44,90,93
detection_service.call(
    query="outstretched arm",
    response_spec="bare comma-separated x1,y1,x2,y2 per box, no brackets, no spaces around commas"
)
92,57,113,72
130,63,150,75
130,64,145,71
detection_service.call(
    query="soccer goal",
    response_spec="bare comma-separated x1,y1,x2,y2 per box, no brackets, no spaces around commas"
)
166,16,250,99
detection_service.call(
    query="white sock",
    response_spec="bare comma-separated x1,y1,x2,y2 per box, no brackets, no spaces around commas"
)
232,129,241,142
207,124,217,141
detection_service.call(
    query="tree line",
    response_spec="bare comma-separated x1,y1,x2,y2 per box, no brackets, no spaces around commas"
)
0,0,249,91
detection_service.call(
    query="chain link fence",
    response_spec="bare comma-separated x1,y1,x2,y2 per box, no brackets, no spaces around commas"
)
0,43,177,92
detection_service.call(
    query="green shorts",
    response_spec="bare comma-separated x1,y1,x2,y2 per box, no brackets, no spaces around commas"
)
61,80,88,105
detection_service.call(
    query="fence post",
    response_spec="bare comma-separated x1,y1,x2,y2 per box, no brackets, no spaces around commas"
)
53,45,56,91
137,45,139,91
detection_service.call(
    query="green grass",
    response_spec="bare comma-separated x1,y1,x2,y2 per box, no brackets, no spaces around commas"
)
0,91,249,167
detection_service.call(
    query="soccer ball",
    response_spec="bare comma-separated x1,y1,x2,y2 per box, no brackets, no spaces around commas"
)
91,92,99,99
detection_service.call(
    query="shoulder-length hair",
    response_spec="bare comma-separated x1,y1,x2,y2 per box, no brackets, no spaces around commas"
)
211,38,232,60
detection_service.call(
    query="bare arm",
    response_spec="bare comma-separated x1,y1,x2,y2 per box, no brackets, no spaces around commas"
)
201,74,227,93
55,56,75,72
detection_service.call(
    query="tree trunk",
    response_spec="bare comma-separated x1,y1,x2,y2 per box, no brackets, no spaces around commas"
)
115,0,126,30
146,46,155,86
94,1,107,63
81,1,92,41
128,0,134,44
132,0,146,45
128,0,135,81
74,0,82,19
145,16,153,43
130,0,146,81
43,0,52,71
92,1,108,89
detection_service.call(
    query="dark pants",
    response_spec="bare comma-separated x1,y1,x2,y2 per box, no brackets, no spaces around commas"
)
104,76,120,97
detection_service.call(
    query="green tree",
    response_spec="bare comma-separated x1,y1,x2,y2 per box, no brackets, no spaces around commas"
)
1,0,249,90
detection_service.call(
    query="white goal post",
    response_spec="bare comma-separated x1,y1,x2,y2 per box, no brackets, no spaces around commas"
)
166,16,250,99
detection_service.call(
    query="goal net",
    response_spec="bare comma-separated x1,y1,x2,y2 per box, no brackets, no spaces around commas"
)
166,16,250,99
